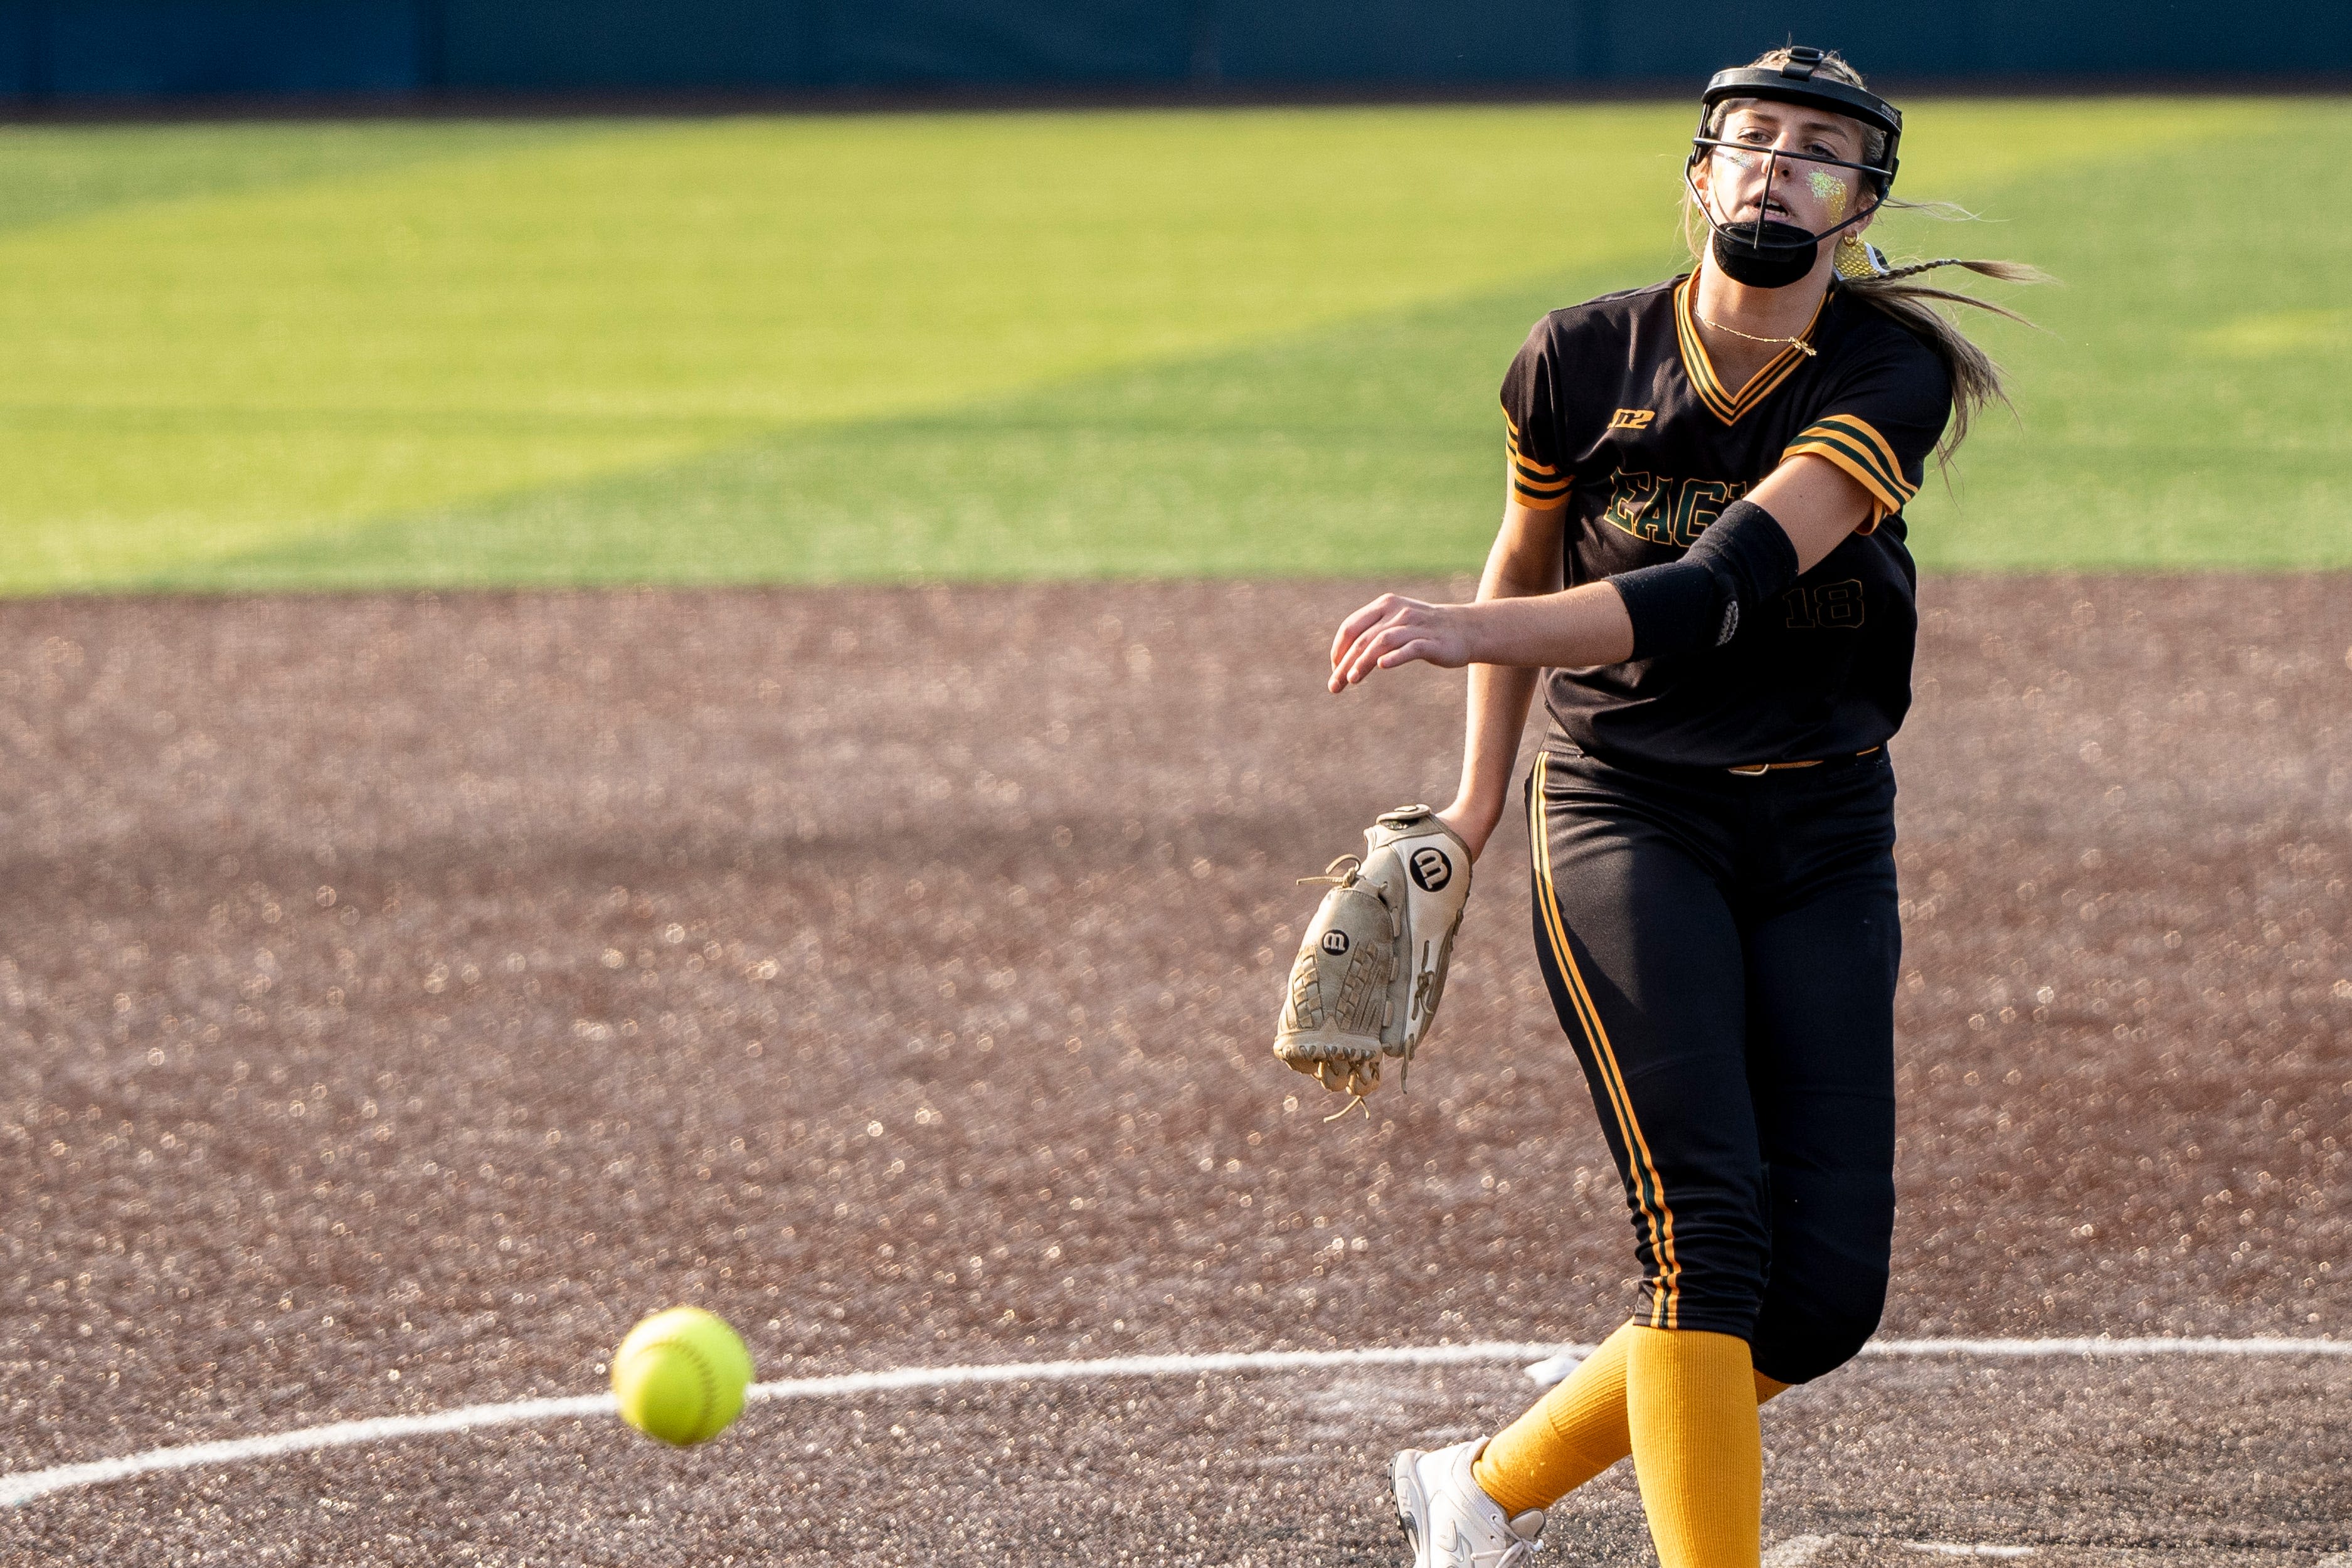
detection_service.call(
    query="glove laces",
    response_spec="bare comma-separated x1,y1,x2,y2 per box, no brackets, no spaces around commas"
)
1296,854,1362,889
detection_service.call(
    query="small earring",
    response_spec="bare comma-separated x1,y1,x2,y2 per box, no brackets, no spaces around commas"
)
1835,234,1889,279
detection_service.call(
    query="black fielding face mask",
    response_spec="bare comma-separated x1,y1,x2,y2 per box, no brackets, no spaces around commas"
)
1688,55,1904,292
1710,218,1819,289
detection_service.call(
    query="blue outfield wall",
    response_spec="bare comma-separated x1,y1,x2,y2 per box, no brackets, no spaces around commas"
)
0,0,2348,99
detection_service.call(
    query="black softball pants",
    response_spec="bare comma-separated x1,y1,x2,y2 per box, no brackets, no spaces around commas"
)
1527,739,1901,1385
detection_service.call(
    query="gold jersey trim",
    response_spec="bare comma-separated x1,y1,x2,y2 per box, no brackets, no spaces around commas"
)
1672,274,1826,426
1504,409,1571,509
1781,413,1914,524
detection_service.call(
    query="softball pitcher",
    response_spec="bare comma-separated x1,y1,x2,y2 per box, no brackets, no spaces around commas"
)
1282,45,2040,1568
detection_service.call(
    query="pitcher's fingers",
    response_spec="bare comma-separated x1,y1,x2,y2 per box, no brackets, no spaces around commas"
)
1328,603,1375,668
1329,624,1386,690
1345,625,1392,681
1344,623,1416,685
1332,632,1375,689
1329,596,1396,668
1375,637,1441,670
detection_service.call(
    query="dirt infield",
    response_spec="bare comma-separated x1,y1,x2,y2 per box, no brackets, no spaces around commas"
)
0,575,2346,1562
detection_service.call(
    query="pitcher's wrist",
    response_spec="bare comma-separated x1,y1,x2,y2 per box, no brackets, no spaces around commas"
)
1454,599,1504,666
1438,793,1505,861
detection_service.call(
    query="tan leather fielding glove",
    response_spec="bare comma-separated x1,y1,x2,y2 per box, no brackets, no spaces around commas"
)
1273,806,1471,1106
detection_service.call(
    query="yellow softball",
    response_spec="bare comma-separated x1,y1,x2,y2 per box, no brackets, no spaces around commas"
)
610,1306,755,1446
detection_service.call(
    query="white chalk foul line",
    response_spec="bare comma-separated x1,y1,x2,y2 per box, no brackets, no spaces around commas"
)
1865,1335,2346,1359
1,1335,2341,1510
0,1393,613,1510
0,1342,1560,1509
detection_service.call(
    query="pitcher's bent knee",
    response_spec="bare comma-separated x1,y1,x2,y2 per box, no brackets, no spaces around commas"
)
1754,1303,1883,1385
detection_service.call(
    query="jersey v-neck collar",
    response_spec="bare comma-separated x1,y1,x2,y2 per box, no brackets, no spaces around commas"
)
1672,273,1829,426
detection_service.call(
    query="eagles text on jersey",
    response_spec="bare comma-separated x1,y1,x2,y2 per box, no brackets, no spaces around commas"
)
1502,274,1953,770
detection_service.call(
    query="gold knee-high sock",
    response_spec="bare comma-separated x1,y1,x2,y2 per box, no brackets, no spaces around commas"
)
1473,1323,1786,1516
1624,1326,1764,1568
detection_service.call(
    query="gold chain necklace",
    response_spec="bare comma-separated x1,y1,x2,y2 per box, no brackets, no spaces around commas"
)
1697,313,1818,358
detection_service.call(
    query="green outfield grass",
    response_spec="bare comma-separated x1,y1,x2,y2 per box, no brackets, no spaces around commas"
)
1,97,2343,595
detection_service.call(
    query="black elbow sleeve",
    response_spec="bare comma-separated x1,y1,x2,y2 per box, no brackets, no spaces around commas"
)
1612,498,1800,660
1610,557,1722,660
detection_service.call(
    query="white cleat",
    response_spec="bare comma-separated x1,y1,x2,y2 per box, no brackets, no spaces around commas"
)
1392,1439,1546,1568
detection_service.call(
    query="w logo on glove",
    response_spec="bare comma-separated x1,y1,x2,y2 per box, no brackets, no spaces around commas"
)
1273,807,1473,1109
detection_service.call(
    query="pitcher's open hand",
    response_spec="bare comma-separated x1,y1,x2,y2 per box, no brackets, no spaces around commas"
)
1328,594,1473,692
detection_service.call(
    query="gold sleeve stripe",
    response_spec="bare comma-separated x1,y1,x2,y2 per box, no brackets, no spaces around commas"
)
1791,431,1903,503
1784,431,1907,515
1505,420,1569,507
1504,433,1560,477
1778,416,1910,510
1505,439,1562,475
1509,470,1572,509
1507,438,1567,489
1806,414,1908,493
1786,432,1904,510
1502,413,1559,474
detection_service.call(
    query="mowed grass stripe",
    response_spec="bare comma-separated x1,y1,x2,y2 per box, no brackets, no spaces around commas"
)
0,120,589,240
0,107,1687,591
0,99,2339,594
188,275,1576,590
224,101,2348,586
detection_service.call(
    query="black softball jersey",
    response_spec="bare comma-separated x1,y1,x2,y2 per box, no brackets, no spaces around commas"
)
1502,273,1952,770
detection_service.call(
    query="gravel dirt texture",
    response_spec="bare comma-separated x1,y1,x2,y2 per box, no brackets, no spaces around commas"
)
0,575,2346,1564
